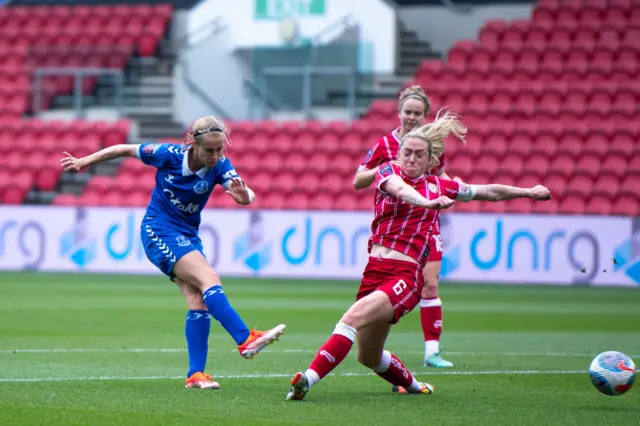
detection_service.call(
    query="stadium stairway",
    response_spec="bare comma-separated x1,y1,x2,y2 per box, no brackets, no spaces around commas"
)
52,52,187,206
396,21,442,77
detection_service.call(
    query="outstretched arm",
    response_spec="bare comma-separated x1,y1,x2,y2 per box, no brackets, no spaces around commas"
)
60,144,138,172
472,184,551,202
381,175,455,210
452,182,551,202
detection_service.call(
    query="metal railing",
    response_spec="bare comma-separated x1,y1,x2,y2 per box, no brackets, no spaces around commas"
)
258,66,357,120
32,67,124,118
246,13,363,120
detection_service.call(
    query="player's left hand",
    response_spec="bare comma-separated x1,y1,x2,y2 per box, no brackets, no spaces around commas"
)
225,178,253,204
427,195,456,210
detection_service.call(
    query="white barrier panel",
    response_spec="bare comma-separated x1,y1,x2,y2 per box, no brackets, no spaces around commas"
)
438,214,638,287
0,206,637,287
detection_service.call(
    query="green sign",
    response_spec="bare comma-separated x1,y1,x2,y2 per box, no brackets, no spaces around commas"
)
255,0,325,20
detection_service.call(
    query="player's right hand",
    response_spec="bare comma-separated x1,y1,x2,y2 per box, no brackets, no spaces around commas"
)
529,185,551,201
60,151,86,173
427,195,455,210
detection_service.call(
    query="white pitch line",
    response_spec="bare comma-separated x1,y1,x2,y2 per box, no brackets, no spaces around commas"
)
0,369,589,383
1,348,638,358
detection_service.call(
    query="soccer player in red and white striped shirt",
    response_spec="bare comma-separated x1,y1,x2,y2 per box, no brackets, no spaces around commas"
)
286,110,551,400
354,85,463,368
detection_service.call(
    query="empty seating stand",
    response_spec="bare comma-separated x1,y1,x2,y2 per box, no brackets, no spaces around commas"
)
0,3,172,115
42,0,639,216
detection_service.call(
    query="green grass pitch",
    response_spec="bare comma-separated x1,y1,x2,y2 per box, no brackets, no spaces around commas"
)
0,272,639,425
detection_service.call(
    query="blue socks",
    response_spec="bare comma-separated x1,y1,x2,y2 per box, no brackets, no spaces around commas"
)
202,286,250,345
185,310,210,377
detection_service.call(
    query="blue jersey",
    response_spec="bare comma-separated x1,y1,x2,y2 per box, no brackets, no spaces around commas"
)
137,143,239,232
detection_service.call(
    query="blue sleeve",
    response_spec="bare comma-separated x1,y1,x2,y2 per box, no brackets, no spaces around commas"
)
215,158,241,189
136,143,171,168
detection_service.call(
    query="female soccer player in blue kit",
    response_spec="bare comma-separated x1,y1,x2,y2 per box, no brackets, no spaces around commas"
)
61,115,285,390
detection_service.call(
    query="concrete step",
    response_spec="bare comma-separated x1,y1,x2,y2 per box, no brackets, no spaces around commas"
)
138,75,173,86
124,105,174,116
122,85,173,97
94,161,121,175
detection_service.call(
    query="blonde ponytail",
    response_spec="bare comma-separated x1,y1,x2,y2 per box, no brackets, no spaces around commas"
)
403,108,467,169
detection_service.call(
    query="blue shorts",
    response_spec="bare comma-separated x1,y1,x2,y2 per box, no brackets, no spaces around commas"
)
141,221,204,279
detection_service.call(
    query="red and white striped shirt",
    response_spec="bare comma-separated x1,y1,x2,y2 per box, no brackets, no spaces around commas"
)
357,128,446,176
369,163,464,265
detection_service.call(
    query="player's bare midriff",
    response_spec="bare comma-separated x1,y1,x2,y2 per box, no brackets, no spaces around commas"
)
370,244,418,265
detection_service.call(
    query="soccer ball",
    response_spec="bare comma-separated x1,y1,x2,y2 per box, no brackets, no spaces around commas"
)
588,351,636,396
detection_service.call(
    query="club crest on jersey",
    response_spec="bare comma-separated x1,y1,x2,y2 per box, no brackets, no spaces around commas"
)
428,183,438,193
194,180,209,194
176,235,191,247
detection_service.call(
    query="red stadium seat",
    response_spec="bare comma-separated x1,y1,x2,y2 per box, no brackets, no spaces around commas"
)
592,175,620,199
260,192,285,210
529,134,557,157
2,186,27,204
619,176,640,199
86,175,113,193
600,155,628,179
610,196,639,216
309,193,334,210
531,197,559,214
567,175,593,199
505,198,534,213
480,201,506,214
35,169,62,192
585,196,613,216
547,155,575,179
556,134,583,159
558,195,586,215
573,155,601,179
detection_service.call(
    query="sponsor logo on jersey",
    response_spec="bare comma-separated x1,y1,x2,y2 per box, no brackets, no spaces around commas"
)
143,144,158,154
163,189,200,214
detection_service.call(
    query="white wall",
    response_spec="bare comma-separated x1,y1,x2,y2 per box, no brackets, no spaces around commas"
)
188,0,397,73
173,25,252,125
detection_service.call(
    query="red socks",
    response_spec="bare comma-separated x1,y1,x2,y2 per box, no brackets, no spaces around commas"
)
420,297,442,345
306,322,356,385
374,350,416,388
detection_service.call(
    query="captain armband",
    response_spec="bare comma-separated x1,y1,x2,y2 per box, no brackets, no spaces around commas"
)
456,183,477,202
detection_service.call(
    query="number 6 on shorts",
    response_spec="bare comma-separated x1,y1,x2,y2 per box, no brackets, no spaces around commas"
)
392,279,407,296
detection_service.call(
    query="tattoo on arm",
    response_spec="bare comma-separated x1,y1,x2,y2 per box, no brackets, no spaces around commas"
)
399,193,428,207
